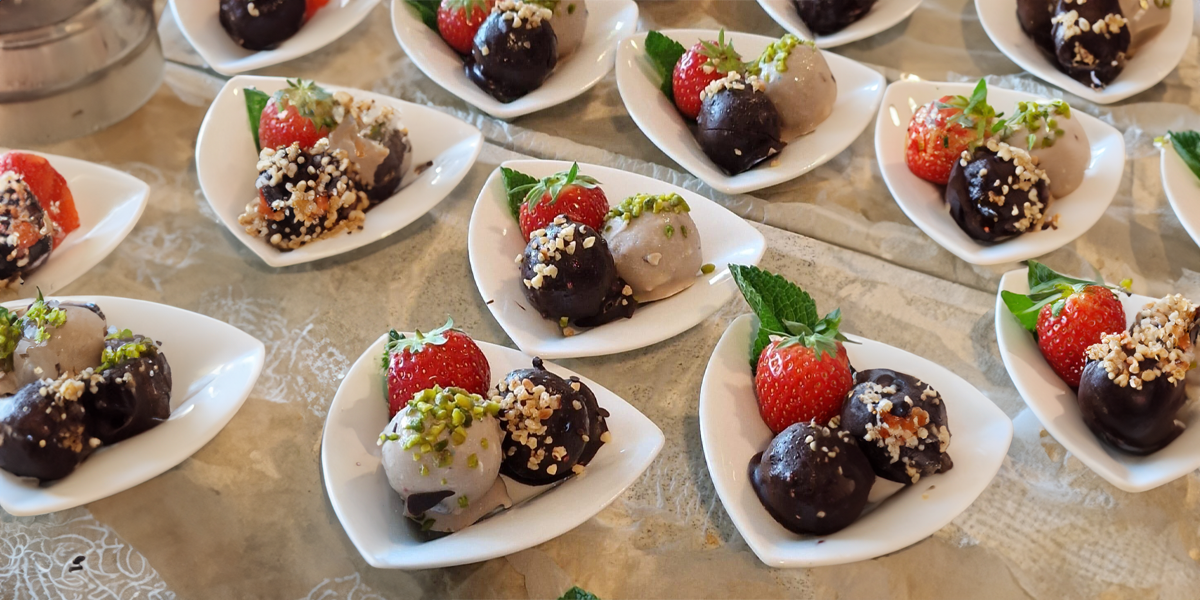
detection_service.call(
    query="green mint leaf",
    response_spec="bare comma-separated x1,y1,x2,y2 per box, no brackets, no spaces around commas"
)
729,264,819,371
1170,130,1200,182
1000,290,1040,332
243,87,270,154
559,587,600,600
500,167,538,222
404,0,441,30
644,31,686,103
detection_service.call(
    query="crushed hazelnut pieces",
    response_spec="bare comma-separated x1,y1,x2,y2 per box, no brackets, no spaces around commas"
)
856,382,950,483
1085,294,1197,390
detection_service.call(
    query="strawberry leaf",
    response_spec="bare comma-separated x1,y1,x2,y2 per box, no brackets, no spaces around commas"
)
405,0,441,30
501,167,538,221
1169,130,1200,183
729,265,821,371
243,87,270,154
385,318,455,357
644,31,687,102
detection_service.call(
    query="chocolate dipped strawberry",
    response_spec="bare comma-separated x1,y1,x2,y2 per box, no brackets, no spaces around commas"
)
695,72,785,176
465,0,557,103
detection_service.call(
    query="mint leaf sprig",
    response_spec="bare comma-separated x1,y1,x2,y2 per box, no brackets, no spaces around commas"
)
559,587,600,600
1164,130,1200,183
729,265,852,372
644,31,687,102
1000,260,1129,332
405,0,441,31
243,88,270,153
501,167,539,221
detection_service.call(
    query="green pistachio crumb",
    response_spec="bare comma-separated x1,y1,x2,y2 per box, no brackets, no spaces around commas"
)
458,496,469,509
419,464,429,476
701,263,716,274
467,454,479,468
605,192,690,222
664,225,674,238
681,225,688,238
481,438,489,449
441,478,448,485
421,518,435,531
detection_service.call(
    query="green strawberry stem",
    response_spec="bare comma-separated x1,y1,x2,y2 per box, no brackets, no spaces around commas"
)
518,162,600,208
379,317,457,369
1000,260,1128,333
935,79,1001,150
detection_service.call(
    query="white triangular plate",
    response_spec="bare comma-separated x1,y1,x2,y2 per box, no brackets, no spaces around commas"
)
615,29,885,195
975,0,1193,105
390,0,638,119
0,150,149,298
321,332,664,569
700,314,1012,567
468,160,766,359
1162,143,1200,250
756,0,922,48
0,296,265,515
995,269,1200,493
169,0,381,75
875,79,1125,266
196,75,483,268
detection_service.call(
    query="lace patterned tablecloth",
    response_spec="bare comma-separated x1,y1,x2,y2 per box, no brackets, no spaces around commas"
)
2,0,1200,598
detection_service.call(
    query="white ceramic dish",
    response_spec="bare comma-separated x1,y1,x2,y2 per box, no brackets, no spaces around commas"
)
169,0,380,75
0,296,265,516
615,29,886,196
700,314,1012,567
975,0,1193,105
321,332,664,569
995,269,1200,493
756,0,923,48
390,0,638,119
467,160,766,359
875,79,1125,266
1161,143,1200,250
196,75,483,268
0,150,149,297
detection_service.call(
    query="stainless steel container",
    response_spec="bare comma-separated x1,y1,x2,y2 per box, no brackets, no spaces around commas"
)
0,0,165,146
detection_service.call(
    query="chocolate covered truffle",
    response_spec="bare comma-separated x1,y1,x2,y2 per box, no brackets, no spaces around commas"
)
840,369,953,484
491,358,608,485
219,0,305,51
1077,294,1196,455
749,420,874,535
84,332,172,445
0,172,53,287
1050,0,1130,89
946,139,1051,243
465,0,558,103
0,376,99,481
1017,0,1057,54
792,0,878,35
695,72,786,175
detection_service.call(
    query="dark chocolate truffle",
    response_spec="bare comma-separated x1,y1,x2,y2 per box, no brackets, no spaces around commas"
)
840,369,953,484
1077,294,1196,454
491,358,608,485
520,215,637,328
84,334,172,445
695,76,786,175
749,421,874,535
0,173,53,286
0,379,98,481
219,0,305,51
1017,0,1057,54
946,140,1050,243
1050,0,1130,89
792,0,878,35
464,1,558,103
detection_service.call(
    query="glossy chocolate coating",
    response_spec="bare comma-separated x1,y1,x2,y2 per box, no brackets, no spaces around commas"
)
0,179,52,284
0,382,95,481
84,335,172,445
364,128,410,203
946,146,1048,243
1017,0,1057,53
1077,359,1187,454
465,12,557,103
840,369,953,484
695,87,786,175
219,0,304,51
520,217,635,325
792,0,878,35
256,146,360,246
496,358,608,485
1051,0,1130,89
749,421,874,535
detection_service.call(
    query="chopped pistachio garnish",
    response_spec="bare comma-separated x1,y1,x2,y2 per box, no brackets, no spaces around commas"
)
467,453,479,468
664,224,674,238
22,292,67,343
606,192,690,222
480,437,489,449
100,337,154,371
996,99,1073,150
700,263,716,274
0,306,19,362
458,495,470,509
419,464,429,476
395,385,493,468
748,34,815,78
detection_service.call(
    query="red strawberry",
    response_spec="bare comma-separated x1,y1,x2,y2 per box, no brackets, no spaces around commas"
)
305,0,330,21
384,319,491,418
437,0,493,54
258,79,338,152
904,80,997,185
754,310,855,435
671,31,744,120
0,152,79,248
1036,285,1126,388
516,163,608,239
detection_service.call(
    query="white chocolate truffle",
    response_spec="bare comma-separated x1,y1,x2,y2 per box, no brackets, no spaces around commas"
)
603,193,702,303
1000,100,1090,199
14,302,106,388
1118,0,1170,51
548,0,587,59
753,35,836,140
379,387,510,533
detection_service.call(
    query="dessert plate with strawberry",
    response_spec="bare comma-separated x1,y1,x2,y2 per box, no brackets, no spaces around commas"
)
1160,131,1200,250
975,0,1192,105
196,76,482,267
700,266,1011,567
321,319,663,568
615,29,885,195
170,0,380,76
875,79,1124,265
756,0,923,49
996,262,1200,492
391,0,638,119
0,150,149,297
468,160,765,359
